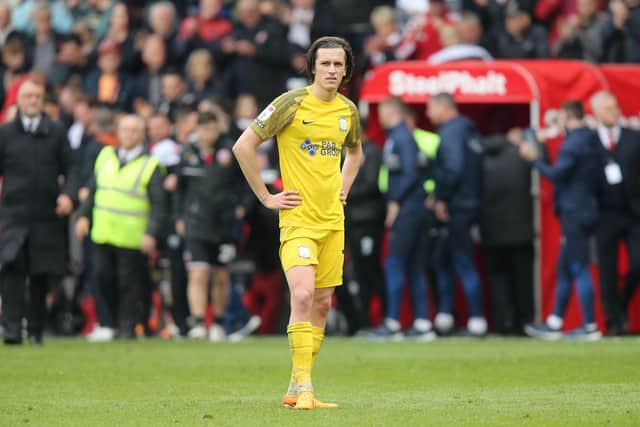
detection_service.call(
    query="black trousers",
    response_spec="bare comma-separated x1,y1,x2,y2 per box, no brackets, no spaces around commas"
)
167,234,189,335
83,239,112,327
93,243,148,338
484,244,534,334
343,220,386,330
596,211,640,330
0,241,52,341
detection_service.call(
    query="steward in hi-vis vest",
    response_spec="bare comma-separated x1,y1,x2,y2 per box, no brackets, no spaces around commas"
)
90,146,160,248
76,115,167,340
378,127,440,196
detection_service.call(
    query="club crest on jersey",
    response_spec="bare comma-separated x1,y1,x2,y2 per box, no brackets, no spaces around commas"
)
339,117,348,132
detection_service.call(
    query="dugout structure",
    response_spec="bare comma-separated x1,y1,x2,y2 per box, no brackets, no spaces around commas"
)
360,60,640,333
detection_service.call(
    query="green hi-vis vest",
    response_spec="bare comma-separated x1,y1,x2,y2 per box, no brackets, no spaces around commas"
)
378,128,440,195
90,146,159,250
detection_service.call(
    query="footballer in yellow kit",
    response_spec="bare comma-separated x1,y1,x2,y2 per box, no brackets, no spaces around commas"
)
233,36,362,410
250,85,361,288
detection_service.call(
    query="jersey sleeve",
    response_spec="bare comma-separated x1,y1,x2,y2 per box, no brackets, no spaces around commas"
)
249,90,304,140
343,97,362,149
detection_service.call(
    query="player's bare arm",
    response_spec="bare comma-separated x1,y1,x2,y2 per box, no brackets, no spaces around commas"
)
232,127,303,210
340,143,363,206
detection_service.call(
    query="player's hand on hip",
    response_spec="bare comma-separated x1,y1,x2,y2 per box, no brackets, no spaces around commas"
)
340,190,347,206
263,190,303,210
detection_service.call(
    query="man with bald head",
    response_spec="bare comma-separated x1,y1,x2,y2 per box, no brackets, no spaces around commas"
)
591,91,640,335
75,114,167,341
0,79,78,345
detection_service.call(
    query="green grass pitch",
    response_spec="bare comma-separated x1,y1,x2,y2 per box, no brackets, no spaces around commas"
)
1,337,639,426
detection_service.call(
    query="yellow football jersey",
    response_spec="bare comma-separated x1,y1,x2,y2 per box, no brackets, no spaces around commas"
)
250,86,361,230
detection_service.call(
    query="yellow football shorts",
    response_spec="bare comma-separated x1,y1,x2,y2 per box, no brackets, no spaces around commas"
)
279,227,344,288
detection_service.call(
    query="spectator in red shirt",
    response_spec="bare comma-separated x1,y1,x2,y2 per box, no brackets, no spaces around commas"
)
177,0,232,65
410,0,459,60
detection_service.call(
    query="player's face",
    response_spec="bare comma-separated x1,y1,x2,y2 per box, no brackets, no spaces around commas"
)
313,48,346,92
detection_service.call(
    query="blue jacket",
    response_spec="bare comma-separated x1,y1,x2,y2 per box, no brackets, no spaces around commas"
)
533,126,601,226
433,116,484,210
382,122,427,211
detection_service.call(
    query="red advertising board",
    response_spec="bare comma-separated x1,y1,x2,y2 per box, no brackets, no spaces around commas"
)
360,60,640,333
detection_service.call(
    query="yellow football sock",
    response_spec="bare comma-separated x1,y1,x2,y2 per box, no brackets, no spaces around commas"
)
311,326,324,367
286,325,325,396
287,322,313,390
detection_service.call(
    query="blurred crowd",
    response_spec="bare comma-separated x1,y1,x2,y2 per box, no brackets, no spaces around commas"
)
0,0,639,344
0,0,636,118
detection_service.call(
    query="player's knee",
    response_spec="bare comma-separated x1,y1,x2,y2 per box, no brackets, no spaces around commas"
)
291,286,314,312
313,293,332,316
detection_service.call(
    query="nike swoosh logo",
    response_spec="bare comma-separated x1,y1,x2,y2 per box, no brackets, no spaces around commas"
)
302,120,315,125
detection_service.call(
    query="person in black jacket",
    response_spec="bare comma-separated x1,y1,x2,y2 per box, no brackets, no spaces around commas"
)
343,135,386,333
176,111,247,341
601,0,640,63
493,4,549,59
591,91,640,335
520,100,602,341
225,0,292,107
480,129,537,335
0,79,78,345
427,92,487,336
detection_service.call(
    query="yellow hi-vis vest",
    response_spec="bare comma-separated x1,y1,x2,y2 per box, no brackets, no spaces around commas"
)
90,146,159,250
378,128,440,195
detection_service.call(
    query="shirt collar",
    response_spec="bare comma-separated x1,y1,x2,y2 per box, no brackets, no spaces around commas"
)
21,114,41,132
596,123,621,146
118,144,144,163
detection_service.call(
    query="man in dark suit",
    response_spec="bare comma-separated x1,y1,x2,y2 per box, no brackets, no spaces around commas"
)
427,92,487,336
591,91,640,335
0,79,78,345
520,100,602,341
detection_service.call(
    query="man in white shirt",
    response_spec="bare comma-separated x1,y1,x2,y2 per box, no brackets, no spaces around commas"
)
591,91,640,335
